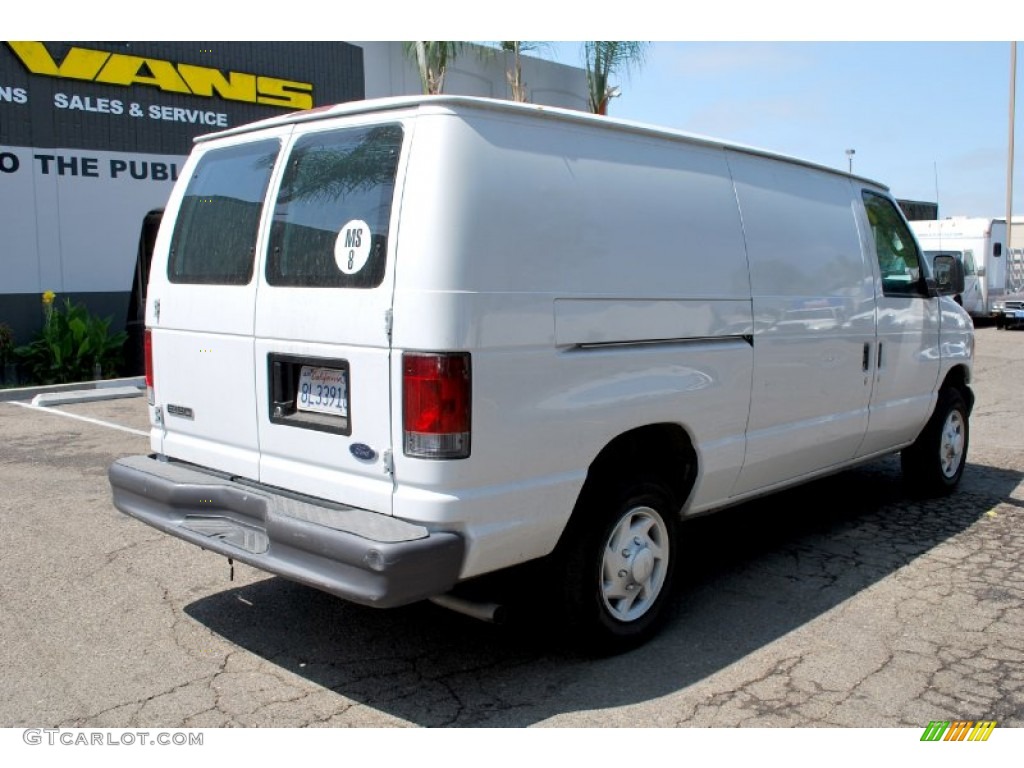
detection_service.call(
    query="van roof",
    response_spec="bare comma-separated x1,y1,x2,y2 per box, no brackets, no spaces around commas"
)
196,95,888,190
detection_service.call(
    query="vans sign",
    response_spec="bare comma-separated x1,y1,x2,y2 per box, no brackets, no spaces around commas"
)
7,41,314,110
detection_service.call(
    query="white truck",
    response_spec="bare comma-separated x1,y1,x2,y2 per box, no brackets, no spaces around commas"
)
910,217,1008,320
109,96,973,651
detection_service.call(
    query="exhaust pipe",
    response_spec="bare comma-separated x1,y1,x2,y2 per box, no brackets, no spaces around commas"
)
429,594,506,624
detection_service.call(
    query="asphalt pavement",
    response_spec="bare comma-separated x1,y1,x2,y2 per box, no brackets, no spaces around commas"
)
0,327,1021,727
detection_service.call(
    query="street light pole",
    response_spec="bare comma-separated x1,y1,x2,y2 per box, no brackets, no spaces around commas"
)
846,148,856,174
1007,42,1017,253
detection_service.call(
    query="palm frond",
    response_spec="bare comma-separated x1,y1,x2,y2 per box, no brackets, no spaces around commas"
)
403,41,465,94
583,41,648,114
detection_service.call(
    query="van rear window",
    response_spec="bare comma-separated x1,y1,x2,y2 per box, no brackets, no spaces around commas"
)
168,139,279,285
266,124,403,289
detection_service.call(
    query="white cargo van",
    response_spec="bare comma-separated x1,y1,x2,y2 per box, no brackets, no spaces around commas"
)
910,217,1008,319
109,96,974,651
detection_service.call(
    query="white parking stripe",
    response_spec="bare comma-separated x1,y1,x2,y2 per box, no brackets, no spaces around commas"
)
6,401,150,437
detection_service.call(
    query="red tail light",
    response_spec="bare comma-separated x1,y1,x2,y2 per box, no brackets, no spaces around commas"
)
402,352,471,459
144,329,154,405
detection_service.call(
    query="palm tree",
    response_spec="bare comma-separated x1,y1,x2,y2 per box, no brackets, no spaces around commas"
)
583,41,648,115
403,42,463,95
499,42,545,102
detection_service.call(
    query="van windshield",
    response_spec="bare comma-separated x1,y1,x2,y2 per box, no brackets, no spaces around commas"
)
267,124,404,289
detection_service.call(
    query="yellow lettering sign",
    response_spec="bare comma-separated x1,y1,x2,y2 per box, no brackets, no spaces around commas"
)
8,41,110,80
96,55,191,94
6,41,315,110
256,76,313,110
177,64,257,103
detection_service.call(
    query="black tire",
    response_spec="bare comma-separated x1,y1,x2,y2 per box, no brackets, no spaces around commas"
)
901,388,969,497
556,480,678,654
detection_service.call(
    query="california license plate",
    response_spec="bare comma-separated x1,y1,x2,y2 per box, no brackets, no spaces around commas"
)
297,366,348,417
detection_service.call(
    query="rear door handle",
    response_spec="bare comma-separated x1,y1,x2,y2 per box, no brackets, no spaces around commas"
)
862,342,871,372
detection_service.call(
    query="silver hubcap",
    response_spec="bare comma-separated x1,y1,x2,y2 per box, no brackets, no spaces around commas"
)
940,409,965,478
600,506,669,622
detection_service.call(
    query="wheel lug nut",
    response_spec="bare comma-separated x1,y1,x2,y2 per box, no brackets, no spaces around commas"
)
622,549,631,557
618,569,628,577
633,537,642,545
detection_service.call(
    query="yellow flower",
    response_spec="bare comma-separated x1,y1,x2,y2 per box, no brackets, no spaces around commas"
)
42,290,56,306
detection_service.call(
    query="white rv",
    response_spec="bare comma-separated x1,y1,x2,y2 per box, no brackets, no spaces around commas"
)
109,96,974,651
910,217,1008,319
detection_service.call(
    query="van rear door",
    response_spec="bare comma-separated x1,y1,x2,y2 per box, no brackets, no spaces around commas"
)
253,120,407,515
147,129,290,479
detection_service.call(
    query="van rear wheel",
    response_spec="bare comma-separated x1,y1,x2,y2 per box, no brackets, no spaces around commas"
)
557,480,678,653
901,388,969,496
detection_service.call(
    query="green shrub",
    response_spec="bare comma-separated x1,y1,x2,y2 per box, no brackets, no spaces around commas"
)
0,322,14,367
15,297,128,384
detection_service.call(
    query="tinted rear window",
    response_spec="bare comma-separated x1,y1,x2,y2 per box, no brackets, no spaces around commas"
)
168,139,279,285
267,124,403,289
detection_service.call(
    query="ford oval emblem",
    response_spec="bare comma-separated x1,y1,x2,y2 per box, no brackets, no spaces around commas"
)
350,443,377,462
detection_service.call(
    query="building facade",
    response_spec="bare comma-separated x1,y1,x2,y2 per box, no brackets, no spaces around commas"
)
0,41,586,368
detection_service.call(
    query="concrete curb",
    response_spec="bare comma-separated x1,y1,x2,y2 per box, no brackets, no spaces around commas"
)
31,386,144,407
0,376,144,403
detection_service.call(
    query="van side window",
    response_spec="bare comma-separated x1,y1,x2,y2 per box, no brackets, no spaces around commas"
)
168,140,279,285
862,191,927,298
267,124,403,289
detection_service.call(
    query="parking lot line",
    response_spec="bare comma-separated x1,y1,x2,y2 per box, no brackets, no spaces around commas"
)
6,401,149,437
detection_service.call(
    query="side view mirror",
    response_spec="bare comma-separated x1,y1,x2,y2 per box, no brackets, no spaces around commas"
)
931,254,966,296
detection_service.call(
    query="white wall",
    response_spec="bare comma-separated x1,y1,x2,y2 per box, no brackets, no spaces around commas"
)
0,42,588,327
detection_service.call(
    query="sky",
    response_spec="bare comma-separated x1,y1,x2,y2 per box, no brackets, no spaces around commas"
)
537,42,1022,219
10,3,1022,221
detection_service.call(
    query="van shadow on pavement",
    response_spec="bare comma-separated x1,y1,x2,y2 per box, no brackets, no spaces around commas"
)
184,456,1021,727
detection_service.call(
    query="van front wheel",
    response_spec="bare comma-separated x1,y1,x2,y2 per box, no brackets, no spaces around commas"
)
901,388,969,496
557,481,678,653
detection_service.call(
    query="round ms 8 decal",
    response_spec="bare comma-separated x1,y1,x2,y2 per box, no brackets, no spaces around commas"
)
335,219,371,275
